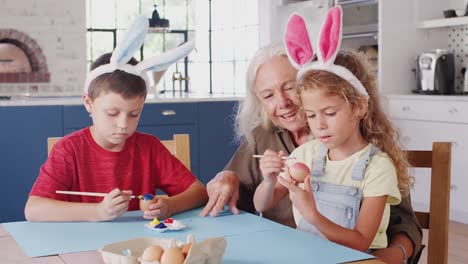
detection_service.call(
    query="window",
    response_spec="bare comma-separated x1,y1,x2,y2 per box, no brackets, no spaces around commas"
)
86,0,258,95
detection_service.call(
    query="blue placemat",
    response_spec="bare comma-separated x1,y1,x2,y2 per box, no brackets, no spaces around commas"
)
222,228,374,264
4,207,373,263
3,207,286,257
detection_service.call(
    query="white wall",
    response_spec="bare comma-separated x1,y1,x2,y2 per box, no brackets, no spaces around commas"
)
0,0,86,96
258,0,328,47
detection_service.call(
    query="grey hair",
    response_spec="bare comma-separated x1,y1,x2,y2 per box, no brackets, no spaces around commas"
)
234,42,288,149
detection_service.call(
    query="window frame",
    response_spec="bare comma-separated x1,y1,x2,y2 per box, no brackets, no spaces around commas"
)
86,0,258,95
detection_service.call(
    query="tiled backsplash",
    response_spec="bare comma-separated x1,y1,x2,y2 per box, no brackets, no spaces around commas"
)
0,0,86,96
448,25,468,93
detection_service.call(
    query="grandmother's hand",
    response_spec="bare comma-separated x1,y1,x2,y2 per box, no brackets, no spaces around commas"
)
200,170,240,217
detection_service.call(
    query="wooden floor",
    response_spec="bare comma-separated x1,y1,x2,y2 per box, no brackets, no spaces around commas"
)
418,221,468,264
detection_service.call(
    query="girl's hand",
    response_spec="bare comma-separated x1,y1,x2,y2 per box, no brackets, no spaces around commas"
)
143,197,172,219
97,188,132,221
259,149,286,184
278,170,317,220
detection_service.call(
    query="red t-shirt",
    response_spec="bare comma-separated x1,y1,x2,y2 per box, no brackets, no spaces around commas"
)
30,128,196,211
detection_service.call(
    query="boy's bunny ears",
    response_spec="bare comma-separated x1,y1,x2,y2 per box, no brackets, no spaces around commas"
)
284,6,368,97
84,16,195,94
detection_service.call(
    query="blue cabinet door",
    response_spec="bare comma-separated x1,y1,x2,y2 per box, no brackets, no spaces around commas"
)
139,103,198,126
0,106,63,222
198,101,240,184
138,103,199,176
63,105,90,131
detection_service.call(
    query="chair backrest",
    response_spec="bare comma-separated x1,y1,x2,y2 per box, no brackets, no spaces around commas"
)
47,134,191,171
161,134,191,170
405,142,451,264
48,137,62,156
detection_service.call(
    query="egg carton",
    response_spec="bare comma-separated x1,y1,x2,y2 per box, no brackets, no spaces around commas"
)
99,234,226,264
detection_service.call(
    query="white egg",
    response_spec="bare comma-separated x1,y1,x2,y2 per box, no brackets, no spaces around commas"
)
160,246,184,264
141,245,164,262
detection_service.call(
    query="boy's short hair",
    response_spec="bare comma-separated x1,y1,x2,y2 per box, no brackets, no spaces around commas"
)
88,53,147,100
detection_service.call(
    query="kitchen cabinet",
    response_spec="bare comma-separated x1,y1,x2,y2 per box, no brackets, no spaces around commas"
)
198,101,239,184
139,103,201,180
0,100,240,222
0,106,63,223
387,95,468,223
62,105,91,134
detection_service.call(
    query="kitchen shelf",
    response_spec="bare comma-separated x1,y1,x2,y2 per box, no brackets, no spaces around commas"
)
418,16,468,29
385,93,468,102
280,0,324,8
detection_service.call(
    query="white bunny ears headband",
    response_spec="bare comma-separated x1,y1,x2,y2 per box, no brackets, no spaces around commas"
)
284,6,368,97
84,16,195,94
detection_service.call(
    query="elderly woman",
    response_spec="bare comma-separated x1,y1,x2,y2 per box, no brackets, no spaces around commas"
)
200,43,422,264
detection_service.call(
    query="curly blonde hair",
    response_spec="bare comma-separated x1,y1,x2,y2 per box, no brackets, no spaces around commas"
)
297,50,413,196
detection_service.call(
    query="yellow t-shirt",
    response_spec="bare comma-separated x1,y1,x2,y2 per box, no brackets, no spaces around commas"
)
285,139,401,249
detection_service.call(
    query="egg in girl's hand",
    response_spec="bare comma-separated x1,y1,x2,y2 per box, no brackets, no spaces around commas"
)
141,245,164,262
160,246,184,264
289,162,310,183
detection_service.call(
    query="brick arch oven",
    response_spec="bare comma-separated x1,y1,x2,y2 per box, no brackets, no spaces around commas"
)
0,29,50,83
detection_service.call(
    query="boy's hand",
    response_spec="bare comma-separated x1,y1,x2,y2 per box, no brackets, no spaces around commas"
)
259,149,285,184
96,188,132,221
143,197,172,220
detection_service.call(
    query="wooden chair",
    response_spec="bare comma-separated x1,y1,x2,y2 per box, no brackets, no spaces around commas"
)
47,134,191,170
405,142,451,264
47,137,61,156
160,134,191,170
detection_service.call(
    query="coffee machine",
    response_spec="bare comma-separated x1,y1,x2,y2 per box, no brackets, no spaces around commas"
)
414,49,455,95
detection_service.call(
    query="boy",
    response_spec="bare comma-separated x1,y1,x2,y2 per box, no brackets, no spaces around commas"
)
25,17,207,222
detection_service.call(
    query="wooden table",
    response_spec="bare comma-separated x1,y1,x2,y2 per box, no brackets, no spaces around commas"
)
0,209,383,264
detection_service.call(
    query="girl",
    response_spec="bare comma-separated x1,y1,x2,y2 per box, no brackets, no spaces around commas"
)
253,7,413,252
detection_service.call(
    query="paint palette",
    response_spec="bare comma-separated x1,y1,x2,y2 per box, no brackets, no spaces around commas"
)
144,217,186,233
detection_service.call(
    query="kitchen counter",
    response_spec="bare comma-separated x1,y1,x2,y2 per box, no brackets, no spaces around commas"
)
4,92,468,107
0,92,244,106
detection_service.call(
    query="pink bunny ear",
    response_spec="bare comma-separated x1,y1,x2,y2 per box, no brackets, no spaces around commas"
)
285,13,314,69
318,6,342,63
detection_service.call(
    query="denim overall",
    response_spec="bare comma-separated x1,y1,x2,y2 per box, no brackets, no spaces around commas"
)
298,144,380,236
